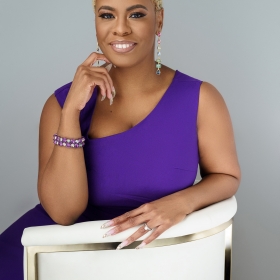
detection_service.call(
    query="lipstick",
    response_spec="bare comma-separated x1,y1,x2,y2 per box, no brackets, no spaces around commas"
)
110,40,137,53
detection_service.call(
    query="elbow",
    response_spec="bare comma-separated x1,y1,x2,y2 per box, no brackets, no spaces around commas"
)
46,209,77,226
233,166,242,192
50,213,80,226
222,164,242,197
228,170,241,197
39,201,85,226
52,203,88,226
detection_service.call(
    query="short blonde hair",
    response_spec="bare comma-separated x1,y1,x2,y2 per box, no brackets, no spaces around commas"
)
92,0,163,11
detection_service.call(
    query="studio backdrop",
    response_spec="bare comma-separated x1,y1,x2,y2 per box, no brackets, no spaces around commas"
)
0,1,279,279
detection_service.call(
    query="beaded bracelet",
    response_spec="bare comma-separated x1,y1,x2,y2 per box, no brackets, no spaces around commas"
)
53,133,85,148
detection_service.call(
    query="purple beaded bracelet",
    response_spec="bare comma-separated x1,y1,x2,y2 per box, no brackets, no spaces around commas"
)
53,134,85,148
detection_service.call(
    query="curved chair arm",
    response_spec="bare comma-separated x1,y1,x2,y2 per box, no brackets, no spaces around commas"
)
22,196,236,247
22,196,237,280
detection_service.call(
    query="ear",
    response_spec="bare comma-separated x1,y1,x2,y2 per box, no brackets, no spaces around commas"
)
156,8,164,34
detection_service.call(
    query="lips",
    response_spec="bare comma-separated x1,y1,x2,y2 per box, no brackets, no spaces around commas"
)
110,41,137,53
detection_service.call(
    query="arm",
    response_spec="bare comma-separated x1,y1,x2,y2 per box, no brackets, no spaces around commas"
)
176,81,241,214
37,52,113,226
37,95,88,226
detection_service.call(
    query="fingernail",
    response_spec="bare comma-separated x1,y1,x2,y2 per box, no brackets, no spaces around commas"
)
101,220,114,229
116,240,129,250
112,87,116,98
135,242,146,250
103,228,116,238
105,63,112,72
110,97,114,106
101,95,106,101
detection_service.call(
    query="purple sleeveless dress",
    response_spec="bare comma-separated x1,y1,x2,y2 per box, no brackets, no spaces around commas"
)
0,70,202,279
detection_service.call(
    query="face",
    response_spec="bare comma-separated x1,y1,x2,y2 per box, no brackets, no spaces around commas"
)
95,0,163,68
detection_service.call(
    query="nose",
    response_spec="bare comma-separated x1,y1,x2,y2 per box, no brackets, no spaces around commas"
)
112,17,132,36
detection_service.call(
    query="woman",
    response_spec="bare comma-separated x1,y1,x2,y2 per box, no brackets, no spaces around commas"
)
0,0,241,278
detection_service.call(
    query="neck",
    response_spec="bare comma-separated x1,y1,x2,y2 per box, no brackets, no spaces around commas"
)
109,59,160,98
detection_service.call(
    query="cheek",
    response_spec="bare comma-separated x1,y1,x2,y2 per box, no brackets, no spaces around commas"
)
132,22,156,44
95,24,105,40
95,27,111,49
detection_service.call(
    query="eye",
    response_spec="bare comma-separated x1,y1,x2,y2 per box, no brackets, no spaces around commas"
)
99,13,114,19
130,12,146,19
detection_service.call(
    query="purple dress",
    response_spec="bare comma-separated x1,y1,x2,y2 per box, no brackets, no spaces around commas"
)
0,70,202,279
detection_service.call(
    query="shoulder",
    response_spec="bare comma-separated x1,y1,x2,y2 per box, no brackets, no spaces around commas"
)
199,82,225,104
169,71,228,116
198,82,229,119
197,81,232,134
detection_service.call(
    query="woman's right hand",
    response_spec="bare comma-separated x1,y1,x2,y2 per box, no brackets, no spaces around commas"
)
63,52,115,112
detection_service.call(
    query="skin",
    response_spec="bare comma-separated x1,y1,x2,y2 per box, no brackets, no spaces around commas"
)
37,0,241,251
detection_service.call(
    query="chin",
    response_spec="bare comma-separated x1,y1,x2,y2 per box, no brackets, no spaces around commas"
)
106,55,141,69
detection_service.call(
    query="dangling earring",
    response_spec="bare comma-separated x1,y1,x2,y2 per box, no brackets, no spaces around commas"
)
156,32,162,75
97,43,101,66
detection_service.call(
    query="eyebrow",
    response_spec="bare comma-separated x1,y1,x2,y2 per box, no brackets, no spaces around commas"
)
127,4,148,12
98,4,148,12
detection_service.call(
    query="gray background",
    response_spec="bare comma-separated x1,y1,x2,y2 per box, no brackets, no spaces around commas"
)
0,0,279,279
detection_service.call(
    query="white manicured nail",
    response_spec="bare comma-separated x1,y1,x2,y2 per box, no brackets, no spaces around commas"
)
135,242,146,250
105,63,113,72
116,240,129,250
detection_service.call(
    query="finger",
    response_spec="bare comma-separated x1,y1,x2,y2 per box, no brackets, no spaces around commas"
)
116,224,149,250
91,62,112,72
135,225,167,249
110,203,152,226
102,213,153,238
104,63,113,72
92,69,112,99
88,66,114,98
87,73,110,100
93,61,112,71
101,204,150,228
81,52,111,67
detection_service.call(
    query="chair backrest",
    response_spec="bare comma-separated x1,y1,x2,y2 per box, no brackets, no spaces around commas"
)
22,196,237,280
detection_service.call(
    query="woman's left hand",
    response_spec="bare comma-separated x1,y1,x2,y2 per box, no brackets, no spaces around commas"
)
100,192,190,250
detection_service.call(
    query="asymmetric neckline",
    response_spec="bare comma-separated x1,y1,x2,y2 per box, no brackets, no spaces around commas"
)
86,70,179,142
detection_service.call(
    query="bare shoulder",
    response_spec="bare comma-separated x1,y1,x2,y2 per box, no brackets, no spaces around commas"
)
199,82,227,111
197,81,231,128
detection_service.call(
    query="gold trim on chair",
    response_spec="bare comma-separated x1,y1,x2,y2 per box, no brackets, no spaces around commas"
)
26,219,233,280
225,224,233,280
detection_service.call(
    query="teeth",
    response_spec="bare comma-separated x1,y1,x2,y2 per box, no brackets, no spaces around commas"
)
114,44,134,49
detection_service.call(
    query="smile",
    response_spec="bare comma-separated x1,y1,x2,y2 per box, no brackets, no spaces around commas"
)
110,42,137,53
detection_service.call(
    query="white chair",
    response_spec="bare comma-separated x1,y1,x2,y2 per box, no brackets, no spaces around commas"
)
21,196,237,280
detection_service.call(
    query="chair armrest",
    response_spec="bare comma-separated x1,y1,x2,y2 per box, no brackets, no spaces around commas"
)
21,196,237,247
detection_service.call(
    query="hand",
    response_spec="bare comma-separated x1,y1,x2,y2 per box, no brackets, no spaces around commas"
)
63,52,116,112
100,192,188,250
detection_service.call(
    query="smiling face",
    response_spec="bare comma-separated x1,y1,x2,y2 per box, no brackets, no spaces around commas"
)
94,0,163,69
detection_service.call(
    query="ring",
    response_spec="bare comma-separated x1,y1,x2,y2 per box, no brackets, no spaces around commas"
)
144,223,152,231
